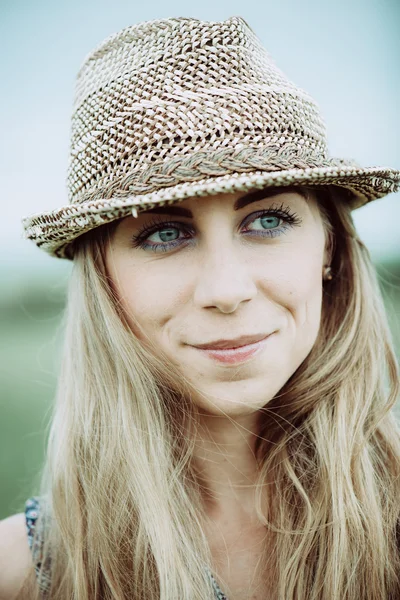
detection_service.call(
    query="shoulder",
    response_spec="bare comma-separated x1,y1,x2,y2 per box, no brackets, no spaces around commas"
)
0,512,33,599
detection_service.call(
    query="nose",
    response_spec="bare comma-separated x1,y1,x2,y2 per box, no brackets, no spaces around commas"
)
193,240,257,313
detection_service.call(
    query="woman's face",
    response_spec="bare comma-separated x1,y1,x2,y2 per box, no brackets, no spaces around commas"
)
105,187,328,415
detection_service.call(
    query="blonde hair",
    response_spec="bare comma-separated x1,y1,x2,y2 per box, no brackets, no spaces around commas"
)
19,186,400,599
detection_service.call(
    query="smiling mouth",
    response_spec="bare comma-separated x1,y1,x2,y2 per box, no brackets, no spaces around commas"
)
192,333,270,351
189,333,275,365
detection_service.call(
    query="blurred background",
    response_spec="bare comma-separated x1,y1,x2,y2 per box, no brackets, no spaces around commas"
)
1,0,399,519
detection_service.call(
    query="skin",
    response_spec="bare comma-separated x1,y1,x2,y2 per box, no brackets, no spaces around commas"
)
105,187,329,526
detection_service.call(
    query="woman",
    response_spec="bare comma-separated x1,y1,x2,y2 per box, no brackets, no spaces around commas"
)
1,14,400,600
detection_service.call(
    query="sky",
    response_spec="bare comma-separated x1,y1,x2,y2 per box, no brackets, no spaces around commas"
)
1,0,399,285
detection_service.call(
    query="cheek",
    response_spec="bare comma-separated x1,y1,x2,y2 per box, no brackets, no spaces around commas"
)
260,249,324,337
294,276,323,344
113,262,185,339
286,266,323,349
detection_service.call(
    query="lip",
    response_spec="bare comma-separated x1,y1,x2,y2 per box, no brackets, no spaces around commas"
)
193,333,269,350
191,333,274,365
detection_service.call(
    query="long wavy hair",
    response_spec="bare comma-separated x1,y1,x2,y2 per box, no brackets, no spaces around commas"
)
19,185,400,600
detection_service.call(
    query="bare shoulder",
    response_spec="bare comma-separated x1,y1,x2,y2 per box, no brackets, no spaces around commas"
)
0,513,33,600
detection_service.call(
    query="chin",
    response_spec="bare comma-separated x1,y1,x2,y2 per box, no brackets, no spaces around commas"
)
190,377,284,415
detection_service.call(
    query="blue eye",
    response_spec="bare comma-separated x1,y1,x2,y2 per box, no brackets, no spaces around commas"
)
131,204,302,252
150,227,181,243
248,215,281,230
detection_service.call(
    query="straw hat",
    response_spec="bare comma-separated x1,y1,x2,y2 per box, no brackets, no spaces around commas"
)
22,15,399,260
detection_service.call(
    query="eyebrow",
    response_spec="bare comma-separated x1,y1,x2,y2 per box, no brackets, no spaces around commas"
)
140,186,308,218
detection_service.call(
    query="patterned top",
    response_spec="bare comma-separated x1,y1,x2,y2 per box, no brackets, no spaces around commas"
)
25,496,228,599
25,497,52,597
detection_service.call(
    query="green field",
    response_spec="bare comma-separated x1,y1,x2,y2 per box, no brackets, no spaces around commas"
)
1,262,399,519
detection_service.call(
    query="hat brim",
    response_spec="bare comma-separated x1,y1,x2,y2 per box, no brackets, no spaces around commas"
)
22,163,400,260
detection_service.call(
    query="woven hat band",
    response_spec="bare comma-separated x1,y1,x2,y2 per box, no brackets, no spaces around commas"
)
71,146,354,206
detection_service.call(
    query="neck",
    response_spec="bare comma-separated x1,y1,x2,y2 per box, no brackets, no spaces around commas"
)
192,411,263,522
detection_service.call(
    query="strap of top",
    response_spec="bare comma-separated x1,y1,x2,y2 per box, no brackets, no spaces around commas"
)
205,566,229,599
25,497,52,597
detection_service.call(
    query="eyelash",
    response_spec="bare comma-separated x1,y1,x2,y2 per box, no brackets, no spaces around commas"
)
130,202,303,253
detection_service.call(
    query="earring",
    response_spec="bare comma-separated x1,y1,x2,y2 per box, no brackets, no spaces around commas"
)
323,265,333,280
